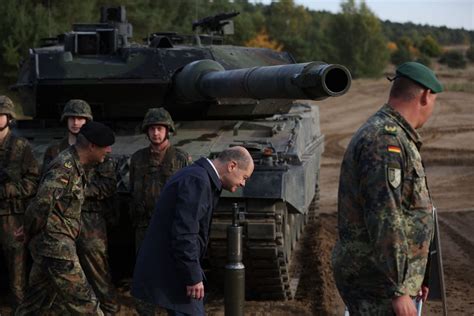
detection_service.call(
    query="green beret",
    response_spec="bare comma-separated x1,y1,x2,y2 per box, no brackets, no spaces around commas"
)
396,62,443,93
79,121,115,147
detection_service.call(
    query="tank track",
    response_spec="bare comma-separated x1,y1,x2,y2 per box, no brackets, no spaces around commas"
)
208,185,320,300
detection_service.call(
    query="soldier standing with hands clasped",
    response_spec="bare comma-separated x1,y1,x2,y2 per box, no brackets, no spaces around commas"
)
17,121,115,315
0,96,39,308
41,99,120,315
332,62,443,315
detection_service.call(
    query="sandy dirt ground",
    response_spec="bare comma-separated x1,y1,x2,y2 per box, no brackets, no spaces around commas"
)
1,64,472,315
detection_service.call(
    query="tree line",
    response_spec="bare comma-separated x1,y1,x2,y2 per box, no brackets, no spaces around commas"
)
1,0,473,83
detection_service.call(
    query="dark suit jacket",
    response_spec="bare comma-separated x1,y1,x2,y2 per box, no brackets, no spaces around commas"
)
131,158,222,315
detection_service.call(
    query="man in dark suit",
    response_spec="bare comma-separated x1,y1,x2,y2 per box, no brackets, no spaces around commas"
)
131,146,254,316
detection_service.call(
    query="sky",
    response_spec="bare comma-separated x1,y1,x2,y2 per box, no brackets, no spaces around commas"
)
252,0,474,31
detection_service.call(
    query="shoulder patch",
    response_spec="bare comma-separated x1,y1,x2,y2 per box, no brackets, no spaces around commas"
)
387,165,401,189
384,125,398,135
64,161,73,169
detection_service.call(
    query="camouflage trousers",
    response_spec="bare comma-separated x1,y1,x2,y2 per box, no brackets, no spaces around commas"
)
342,298,396,316
77,211,119,315
15,254,104,315
0,214,28,306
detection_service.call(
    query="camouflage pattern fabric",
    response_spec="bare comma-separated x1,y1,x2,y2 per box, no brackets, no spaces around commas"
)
0,95,16,119
0,131,39,305
141,107,175,133
129,144,190,238
344,298,395,316
42,137,69,174
43,141,119,314
19,146,100,314
332,104,434,311
78,157,120,314
15,255,103,316
61,99,93,121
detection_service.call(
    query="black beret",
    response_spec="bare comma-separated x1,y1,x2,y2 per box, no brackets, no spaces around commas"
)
396,62,443,93
79,121,115,147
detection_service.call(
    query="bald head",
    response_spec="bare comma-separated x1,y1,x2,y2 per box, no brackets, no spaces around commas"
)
216,146,254,170
213,146,254,193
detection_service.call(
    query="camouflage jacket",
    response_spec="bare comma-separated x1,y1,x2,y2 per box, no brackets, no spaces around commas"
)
333,104,434,299
0,131,39,215
82,157,117,213
43,136,117,214
26,146,85,260
42,136,69,174
129,144,190,228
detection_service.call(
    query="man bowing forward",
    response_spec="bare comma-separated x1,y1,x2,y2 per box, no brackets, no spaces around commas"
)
132,146,254,316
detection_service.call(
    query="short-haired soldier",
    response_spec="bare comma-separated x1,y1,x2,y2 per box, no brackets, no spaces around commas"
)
41,99,120,314
17,121,115,315
332,62,443,315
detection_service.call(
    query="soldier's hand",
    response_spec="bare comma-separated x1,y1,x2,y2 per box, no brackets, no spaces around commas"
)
186,281,204,300
392,294,417,316
417,285,429,302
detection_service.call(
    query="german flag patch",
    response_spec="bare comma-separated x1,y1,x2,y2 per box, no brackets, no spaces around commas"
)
388,145,401,154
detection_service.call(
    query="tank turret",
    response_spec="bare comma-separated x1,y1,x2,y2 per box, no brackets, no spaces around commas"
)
13,6,351,300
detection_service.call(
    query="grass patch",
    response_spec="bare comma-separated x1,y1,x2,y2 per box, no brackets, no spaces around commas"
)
445,82,474,93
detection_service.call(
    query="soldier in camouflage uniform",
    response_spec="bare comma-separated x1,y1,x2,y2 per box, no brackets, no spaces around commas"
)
130,108,190,249
332,62,443,315
130,108,190,315
0,96,39,307
17,121,115,315
42,100,120,315
42,99,93,173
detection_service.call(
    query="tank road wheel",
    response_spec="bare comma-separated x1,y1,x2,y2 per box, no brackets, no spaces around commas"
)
245,201,295,300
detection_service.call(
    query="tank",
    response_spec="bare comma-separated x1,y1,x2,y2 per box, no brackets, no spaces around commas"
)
12,6,351,300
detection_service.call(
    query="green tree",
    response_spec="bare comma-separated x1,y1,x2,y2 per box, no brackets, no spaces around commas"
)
439,50,467,68
418,35,442,57
0,0,100,80
0,1,51,79
264,0,314,61
327,0,389,77
466,45,474,63
416,54,432,68
390,36,416,65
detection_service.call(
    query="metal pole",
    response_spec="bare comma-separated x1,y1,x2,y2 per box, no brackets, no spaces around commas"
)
225,203,245,316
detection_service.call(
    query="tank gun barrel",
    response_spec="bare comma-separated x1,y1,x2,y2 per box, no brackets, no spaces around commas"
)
174,60,351,103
